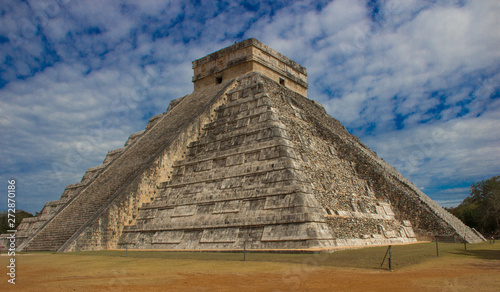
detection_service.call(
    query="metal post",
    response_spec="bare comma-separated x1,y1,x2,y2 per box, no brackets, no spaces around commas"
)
243,240,246,261
380,245,391,270
464,235,467,250
388,245,392,271
436,238,439,257
126,246,128,257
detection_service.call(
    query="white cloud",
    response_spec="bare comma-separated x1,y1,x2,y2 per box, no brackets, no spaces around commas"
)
364,98,500,204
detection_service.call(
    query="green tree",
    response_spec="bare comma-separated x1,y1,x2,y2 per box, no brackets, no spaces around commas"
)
450,175,500,237
0,210,34,234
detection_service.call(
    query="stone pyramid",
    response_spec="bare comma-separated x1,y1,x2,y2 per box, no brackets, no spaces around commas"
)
17,38,484,252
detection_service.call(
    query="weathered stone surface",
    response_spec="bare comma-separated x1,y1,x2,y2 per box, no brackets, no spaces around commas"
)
17,39,483,252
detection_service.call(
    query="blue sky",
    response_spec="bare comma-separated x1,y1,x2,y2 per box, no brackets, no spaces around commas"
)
0,0,499,214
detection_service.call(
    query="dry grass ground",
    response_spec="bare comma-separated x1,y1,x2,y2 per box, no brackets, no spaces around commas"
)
1,241,499,291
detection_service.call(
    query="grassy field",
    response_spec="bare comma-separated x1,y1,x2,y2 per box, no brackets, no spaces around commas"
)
1,241,499,291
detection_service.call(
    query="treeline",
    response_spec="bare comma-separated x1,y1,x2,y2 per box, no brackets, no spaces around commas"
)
0,210,34,234
448,175,500,238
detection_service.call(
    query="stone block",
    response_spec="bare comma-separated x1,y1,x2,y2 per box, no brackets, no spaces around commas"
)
152,231,184,244
212,200,242,214
200,228,239,243
171,205,197,218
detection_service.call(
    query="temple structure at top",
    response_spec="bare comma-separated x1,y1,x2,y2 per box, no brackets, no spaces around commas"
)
192,38,308,96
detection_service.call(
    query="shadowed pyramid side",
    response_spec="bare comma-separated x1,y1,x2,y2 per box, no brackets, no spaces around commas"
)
260,77,483,244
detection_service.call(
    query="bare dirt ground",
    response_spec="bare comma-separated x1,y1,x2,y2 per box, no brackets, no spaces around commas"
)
1,242,499,291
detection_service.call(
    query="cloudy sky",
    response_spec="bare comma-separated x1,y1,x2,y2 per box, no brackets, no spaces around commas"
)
0,0,499,214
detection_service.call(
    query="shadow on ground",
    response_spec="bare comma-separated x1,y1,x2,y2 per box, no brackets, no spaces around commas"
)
450,249,500,261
